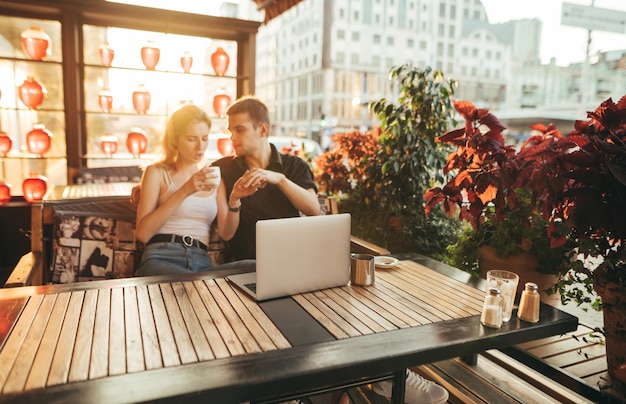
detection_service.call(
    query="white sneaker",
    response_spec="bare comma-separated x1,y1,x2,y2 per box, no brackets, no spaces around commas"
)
372,369,449,404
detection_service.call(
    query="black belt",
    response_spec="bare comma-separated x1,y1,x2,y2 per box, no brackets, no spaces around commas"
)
147,234,208,251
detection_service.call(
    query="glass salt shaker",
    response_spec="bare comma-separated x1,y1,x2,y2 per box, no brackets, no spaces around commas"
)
518,282,540,323
480,287,503,328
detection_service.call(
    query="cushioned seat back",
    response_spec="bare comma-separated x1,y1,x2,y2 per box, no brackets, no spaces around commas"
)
49,199,140,284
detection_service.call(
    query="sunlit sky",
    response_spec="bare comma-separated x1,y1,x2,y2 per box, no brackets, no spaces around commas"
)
481,0,626,66
116,0,626,66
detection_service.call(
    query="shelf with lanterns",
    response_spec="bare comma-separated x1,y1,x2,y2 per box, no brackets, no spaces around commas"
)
0,0,261,205
79,33,238,163
84,40,236,117
0,22,66,206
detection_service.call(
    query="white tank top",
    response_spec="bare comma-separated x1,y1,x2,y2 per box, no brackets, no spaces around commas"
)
157,168,217,246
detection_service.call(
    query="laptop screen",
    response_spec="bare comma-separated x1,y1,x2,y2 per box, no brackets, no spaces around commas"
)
253,213,352,301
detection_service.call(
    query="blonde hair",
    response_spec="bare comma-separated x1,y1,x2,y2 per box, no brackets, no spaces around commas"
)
156,104,212,168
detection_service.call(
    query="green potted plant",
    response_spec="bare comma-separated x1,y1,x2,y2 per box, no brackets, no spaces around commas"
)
543,95,626,385
316,65,461,259
423,100,573,294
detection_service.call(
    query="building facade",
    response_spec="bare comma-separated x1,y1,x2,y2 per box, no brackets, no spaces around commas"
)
241,0,626,144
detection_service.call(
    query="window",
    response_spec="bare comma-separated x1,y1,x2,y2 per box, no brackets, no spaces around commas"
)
337,29,345,40
0,1,257,191
387,37,394,46
83,25,238,162
352,32,360,41
373,34,381,44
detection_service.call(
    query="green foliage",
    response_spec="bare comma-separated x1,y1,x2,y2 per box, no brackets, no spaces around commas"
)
366,65,457,213
316,64,461,258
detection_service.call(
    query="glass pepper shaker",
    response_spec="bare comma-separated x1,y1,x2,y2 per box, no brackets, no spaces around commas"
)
480,287,503,328
518,282,540,323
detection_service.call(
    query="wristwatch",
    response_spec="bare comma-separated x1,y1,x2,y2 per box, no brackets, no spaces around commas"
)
228,200,241,212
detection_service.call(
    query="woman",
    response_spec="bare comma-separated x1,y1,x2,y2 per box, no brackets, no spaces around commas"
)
136,104,225,275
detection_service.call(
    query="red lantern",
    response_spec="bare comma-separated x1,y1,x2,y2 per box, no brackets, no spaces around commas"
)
213,93,232,117
26,125,53,156
100,135,119,158
211,47,230,76
99,43,115,67
98,90,113,113
20,26,51,61
141,41,160,70
22,176,47,203
180,51,193,73
18,77,45,109
0,181,11,205
126,129,148,158
132,84,151,115
217,138,234,156
0,132,12,157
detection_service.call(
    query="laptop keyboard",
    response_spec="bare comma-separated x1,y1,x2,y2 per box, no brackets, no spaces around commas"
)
244,282,257,293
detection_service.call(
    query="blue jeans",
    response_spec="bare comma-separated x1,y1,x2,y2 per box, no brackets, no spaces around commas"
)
137,242,214,276
137,242,257,276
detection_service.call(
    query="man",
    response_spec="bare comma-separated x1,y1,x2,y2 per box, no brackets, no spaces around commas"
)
213,96,320,261
215,97,448,404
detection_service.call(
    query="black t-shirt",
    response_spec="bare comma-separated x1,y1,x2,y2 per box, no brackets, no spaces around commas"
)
213,144,317,260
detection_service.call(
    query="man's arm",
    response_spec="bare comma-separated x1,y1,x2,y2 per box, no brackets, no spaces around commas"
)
235,168,320,216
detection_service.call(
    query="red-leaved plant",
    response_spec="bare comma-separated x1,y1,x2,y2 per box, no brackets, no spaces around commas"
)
541,95,626,308
423,100,571,276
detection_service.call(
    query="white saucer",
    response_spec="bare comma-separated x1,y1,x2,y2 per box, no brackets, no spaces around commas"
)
374,256,399,269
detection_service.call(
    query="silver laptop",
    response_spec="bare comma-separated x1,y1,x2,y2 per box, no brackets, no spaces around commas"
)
227,213,351,301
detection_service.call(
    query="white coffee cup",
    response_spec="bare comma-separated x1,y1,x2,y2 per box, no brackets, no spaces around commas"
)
204,165,221,187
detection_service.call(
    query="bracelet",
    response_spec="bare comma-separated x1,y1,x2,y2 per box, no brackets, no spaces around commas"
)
228,201,241,212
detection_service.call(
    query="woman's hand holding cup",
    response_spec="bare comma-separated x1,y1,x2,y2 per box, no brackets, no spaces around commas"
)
203,165,221,188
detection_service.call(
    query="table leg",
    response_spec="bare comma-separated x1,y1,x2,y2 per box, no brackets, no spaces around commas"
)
461,353,478,365
391,369,406,404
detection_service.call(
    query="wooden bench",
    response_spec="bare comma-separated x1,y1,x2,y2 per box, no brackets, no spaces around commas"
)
4,194,388,288
298,322,619,404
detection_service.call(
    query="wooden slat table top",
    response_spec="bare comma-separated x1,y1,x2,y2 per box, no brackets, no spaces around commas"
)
44,182,137,202
0,278,290,395
295,260,485,339
0,255,579,404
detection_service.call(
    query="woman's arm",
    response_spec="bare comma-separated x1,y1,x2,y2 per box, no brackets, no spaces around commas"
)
135,165,210,243
216,180,240,241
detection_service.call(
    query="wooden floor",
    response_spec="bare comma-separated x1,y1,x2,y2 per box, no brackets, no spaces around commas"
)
296,322,625,404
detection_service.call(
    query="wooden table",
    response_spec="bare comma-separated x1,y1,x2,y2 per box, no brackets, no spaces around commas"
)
43,182,137,202
0,255,578,403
